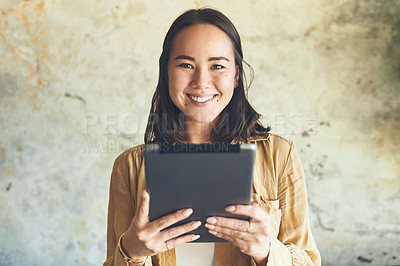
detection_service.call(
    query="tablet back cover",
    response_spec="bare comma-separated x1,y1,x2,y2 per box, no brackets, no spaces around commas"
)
144,143,256,242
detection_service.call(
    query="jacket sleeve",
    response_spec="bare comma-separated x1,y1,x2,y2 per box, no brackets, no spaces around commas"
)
252,142,321,266
103,150,152,266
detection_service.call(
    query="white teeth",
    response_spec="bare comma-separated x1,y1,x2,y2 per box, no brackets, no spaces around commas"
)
189,95,214,103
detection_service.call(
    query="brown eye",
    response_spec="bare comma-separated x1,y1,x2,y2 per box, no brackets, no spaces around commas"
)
179,63,194,69
212,64,224,70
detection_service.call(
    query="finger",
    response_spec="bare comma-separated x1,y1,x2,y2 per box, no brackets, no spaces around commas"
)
163,234,200,251
206,223,250,240
160,220,202,242
206,216,250,232
208,230,255,255
208,229,245,246
136,190,150,226
148,208,193,232
225,204,268,222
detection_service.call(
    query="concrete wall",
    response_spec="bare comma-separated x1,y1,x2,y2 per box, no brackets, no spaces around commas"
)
1,0,399,265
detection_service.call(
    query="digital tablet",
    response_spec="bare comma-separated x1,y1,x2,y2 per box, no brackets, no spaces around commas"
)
143,143,256,242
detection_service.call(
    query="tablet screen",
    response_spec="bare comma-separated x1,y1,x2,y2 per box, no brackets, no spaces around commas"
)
144,143,256,242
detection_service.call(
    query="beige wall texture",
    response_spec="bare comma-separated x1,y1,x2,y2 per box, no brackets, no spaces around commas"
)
0,0,399,265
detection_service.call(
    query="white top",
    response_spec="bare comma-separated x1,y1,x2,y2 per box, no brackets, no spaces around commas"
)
175,242,215,266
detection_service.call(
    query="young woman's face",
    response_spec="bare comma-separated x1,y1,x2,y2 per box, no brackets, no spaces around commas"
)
167,23,238,125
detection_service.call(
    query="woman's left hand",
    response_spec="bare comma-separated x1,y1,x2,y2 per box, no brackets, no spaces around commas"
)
205,201,271,265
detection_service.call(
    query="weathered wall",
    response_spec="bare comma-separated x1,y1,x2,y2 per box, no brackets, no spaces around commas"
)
0,0,399,265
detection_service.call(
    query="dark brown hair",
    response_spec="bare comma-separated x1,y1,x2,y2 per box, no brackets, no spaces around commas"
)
144,8,270,144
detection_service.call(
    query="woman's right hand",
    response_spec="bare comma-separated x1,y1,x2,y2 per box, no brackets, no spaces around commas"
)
121,190,201,260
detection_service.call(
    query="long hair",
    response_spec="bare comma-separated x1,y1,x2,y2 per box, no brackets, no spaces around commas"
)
144,8,270,144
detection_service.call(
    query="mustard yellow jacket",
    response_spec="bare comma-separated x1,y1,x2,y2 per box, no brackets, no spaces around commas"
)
103,134,321,266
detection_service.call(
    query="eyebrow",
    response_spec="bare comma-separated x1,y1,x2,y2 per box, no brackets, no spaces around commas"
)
174,55,230,62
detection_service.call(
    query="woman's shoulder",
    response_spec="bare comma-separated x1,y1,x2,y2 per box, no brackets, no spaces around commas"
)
113,143,146,165
248,133,294,152
249,133,299,178
248,133,297,169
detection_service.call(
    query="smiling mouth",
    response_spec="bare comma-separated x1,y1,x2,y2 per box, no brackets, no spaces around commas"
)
187,94,217,103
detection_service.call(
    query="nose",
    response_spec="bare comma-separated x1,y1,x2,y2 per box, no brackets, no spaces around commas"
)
191,67,211,89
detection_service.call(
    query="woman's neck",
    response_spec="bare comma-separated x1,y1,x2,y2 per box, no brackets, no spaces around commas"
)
184,120,214,144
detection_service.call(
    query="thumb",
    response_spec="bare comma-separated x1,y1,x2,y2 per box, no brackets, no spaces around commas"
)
135,189,150,226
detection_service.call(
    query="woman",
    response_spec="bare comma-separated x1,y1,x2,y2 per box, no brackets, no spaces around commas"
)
104,8,321,266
